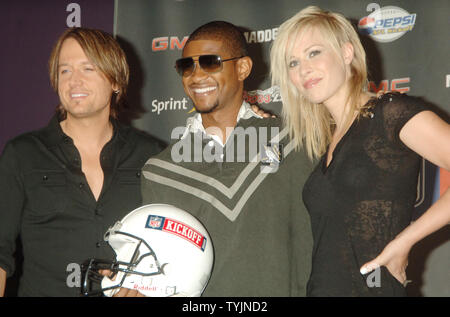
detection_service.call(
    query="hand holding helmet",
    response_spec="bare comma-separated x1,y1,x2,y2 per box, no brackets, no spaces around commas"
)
81,204,214,297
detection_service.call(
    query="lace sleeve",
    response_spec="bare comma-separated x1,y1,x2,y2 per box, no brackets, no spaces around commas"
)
379,93,429,146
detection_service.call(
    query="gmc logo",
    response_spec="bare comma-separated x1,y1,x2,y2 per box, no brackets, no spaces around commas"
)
368,77,410,93
152,36,189,51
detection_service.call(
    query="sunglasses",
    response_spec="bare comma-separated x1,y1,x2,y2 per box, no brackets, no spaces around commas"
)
175,54,244,77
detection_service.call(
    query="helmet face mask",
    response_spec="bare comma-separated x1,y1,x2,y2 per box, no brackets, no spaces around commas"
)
81,204,214,297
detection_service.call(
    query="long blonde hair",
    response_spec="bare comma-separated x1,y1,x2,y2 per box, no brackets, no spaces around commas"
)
270,6,368,160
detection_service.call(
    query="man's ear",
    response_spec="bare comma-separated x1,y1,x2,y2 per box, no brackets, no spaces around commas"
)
236,56,253,81
111,82,119,93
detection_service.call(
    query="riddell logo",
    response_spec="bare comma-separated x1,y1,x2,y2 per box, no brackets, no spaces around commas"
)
152,36,189,51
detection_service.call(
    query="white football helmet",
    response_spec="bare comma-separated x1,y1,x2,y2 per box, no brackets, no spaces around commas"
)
81,204,214,297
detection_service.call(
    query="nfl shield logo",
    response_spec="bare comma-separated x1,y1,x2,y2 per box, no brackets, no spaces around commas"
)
146,215,164,230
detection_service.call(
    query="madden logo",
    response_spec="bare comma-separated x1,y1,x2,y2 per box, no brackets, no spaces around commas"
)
145,215,207,251
243,28,279,44
358,6,416,43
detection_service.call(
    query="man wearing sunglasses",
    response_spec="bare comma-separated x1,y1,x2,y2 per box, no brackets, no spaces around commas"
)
140,21,313,297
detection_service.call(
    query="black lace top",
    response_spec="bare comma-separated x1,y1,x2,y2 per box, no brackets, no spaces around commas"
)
302,93,428,296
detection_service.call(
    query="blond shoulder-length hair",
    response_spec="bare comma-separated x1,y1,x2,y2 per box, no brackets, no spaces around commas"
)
48,27,129,119
270,6,368,160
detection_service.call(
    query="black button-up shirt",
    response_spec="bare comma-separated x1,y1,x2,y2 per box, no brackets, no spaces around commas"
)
0,116,163,296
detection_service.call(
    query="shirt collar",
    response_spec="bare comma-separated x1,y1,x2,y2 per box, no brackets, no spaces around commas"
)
183,100,262,144
41,114,124,149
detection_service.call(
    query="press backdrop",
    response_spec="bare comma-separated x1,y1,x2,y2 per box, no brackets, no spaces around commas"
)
1,0,449,296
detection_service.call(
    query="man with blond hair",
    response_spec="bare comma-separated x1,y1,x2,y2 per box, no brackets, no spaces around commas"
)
0,27,162,296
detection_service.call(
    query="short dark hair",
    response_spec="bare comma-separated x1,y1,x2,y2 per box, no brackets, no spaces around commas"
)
185,21,248,57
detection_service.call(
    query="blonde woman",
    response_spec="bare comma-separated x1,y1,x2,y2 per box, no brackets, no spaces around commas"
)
271,6,450,296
